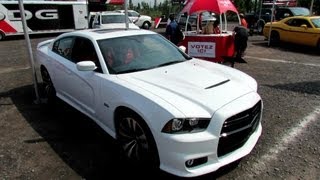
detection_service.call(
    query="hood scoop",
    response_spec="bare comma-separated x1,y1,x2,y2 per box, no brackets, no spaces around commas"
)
205,79,230,89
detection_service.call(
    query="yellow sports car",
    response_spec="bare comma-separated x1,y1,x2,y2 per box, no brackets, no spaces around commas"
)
263,16,320,48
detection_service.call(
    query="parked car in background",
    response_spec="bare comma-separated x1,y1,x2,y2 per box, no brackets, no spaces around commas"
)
115,10,152,29
263,16,320,48
89,11,139,29
35,28,263,177
245,6,310,34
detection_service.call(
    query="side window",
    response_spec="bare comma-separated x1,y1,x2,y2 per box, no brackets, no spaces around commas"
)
52,37,74,59
285,19,293,26
71,37,101,72
297,19,312,28
286,19,299,27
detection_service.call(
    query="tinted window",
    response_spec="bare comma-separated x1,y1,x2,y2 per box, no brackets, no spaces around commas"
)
71,38,97,62
285,18,312,28
52,37,74,59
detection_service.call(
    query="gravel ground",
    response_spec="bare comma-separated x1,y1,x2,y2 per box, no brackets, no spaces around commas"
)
0,31,319,179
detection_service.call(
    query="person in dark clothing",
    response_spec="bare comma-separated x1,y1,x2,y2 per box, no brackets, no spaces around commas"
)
166,14,181,45
233,25,249,62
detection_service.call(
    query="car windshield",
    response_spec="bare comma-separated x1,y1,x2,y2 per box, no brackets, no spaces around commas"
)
98,34,191,74
311,18,320,28
101,14,130,24
290,8,310,16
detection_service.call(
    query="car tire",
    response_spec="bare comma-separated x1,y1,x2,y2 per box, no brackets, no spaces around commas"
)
317,39,320,50
41,67,56,105
0,31,5,41
257,21,265,34
270,31,280,46
116,110,159,168
142,21,151,29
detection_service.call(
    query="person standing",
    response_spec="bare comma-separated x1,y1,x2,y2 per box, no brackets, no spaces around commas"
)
166,14,180,45
233,25,249,63
239,13,248,28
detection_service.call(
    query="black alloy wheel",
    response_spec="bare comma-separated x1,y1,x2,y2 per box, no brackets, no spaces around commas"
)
117,112,159,167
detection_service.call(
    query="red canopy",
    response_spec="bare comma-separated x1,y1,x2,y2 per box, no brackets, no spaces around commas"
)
180,0,238,15
105,0,124,5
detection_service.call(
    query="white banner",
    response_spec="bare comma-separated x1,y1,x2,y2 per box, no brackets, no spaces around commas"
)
188,42,216,58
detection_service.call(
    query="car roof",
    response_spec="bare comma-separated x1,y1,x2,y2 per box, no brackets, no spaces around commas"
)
99,11,125,15
58,29,156,41
116,10,135,12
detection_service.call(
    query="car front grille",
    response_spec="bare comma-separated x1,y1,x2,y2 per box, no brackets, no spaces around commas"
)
217,100,262,157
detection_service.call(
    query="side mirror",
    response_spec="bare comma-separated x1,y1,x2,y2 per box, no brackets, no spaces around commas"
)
301,24,307,29
179,46,186,53
76,61,96,71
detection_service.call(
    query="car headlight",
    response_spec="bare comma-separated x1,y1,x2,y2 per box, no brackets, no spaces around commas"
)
162,118,210,134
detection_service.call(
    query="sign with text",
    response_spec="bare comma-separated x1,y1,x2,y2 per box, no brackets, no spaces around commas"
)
188,42,216,58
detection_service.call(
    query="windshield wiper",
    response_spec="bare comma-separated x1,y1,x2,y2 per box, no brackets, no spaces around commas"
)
117,68,148,74
156,60,184,68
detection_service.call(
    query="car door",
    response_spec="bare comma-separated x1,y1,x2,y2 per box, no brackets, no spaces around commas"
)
62,37,101,116
288,18,314,46
282,18,300,43
294,19,316,46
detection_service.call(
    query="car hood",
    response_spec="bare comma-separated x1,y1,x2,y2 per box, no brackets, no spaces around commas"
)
139,15,151,20
100,23,139,29
118,59,256,117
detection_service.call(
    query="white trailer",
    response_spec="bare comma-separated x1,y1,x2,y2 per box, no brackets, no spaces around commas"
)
0,0,88,40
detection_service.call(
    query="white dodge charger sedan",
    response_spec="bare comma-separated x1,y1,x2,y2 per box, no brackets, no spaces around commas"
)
35,28,263,177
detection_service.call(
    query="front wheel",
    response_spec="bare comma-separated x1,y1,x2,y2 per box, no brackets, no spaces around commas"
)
116,111,159,167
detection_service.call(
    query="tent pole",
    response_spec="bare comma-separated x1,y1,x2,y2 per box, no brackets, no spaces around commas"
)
124,0,129,29
224,13,227,31
18,0,41,104
310,0,314,15
267,0,276,46
219,14,222,35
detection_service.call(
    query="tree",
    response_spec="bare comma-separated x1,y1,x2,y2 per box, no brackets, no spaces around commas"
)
129,0,133,9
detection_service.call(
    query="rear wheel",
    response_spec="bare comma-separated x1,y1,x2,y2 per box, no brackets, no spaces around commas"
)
41,67,56,105
116,111,159,168
0,31,5,41
270,31,280,46
142,21,151,29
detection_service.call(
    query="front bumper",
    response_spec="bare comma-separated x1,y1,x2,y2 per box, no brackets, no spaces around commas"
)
155,92,262,177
